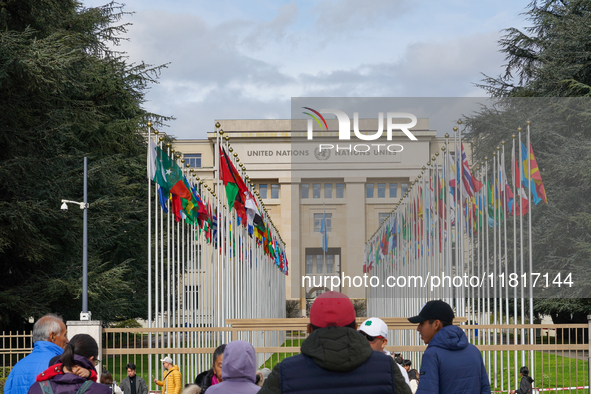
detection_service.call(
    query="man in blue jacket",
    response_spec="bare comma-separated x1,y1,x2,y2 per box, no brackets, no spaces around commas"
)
408,300,490,394
4,315,69,394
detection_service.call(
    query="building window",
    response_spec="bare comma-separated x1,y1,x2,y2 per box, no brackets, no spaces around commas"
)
301,184,309,199
401,183,409,196
271,184,279,199
325,183,332,198
314,213,332,232
379,212,390,225
259,184,268,199
366,183,374,198
377,183,386,198
389,183,397,198
336,183,344,198
306,255,313,274
185,154,201,168
312,183,321,198
316,255,323,274
326,255,334,274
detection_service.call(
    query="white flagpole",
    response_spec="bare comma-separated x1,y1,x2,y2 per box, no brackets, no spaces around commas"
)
526,121,534,378
147,122,152,388
518,127,525,367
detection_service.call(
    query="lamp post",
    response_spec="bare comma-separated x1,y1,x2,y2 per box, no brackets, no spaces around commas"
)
60,157,91,321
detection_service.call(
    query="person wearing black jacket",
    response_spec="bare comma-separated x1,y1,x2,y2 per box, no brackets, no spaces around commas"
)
194,345,225,394
510,366,534,394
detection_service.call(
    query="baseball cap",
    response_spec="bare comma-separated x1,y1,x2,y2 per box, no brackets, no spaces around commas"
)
358,318,388,339
160,356,173,364
309,291,356,328
407,300,454,323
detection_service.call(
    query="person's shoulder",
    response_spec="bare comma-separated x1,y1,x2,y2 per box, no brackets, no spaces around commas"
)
91,381,113,394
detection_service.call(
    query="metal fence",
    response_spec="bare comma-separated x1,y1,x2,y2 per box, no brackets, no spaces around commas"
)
1,320,590,393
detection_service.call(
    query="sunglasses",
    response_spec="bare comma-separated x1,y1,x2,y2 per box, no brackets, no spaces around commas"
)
362,333,383,342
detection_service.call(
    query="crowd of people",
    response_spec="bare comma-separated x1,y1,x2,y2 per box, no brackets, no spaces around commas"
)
4,295,534,394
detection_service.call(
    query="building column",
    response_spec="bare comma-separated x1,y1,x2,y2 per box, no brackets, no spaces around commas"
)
344,177,366,299
280,180,304,316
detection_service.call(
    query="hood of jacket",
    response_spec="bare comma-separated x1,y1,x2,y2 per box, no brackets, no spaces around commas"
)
428,324,468,351
300,326,373,372
167,364,179,372
221,341,256,383
51,355,98,384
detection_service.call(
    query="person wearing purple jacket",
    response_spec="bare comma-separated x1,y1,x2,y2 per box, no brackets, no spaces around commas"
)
205,341,260,394
28,334,110,394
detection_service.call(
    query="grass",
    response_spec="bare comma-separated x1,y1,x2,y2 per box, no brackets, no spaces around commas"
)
259,338,305,370
486,350,589,393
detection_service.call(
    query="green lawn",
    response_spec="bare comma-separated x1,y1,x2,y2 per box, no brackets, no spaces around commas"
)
486,350,589,393
259,338,305,370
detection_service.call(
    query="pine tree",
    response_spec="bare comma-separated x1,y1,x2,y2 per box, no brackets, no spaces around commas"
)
468,0,591,323
0,0,171,329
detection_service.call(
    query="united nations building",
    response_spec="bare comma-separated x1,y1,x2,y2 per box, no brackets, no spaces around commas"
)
173,117,450,310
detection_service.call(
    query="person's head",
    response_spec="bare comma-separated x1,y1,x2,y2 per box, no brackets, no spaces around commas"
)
211,344,226,382
520,366,529,377
403,359,412,372
33,315,68,349
408,300,454,344
161,356,173,370
100,371,113,385
255,371,264,387
126,363,137,378
61,334,98,371
358,317,388,351
308,291,356,333
221,341,257,383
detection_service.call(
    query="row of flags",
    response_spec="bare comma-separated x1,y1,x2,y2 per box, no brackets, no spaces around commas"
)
147,139,288,275
218,145,288,275
364,137,547,272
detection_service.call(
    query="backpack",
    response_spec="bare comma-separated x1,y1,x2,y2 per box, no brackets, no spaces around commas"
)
39,380,94,394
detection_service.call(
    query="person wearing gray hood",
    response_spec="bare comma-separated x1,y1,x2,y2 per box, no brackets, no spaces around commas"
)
206,341,260,394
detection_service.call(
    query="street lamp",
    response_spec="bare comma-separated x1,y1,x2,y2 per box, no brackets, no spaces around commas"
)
61,157,91,321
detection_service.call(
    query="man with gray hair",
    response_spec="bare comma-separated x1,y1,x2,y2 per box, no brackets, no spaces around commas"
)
4,314,69,394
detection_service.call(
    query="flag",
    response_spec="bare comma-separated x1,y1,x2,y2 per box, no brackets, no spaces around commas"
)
148,140,192,200
521,141,547,204
320,206,328,252
157,186,169,213
512,142,529,216
447,152,457,199
219,146,249,223
461,142,483,196
500,150,514,213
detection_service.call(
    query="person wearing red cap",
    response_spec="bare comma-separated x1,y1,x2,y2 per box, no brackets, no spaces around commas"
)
407,300,490,394
258,291,397,394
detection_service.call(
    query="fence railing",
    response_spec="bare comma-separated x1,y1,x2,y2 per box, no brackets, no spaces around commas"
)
1,320,589,394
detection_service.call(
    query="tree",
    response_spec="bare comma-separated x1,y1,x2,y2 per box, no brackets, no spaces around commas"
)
481,0,591,97
468,0,591,325
0,0,171,330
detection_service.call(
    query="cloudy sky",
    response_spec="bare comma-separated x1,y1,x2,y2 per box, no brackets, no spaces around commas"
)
82,0,531,139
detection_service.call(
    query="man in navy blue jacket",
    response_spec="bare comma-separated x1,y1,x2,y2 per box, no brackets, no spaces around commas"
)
408,300,490,394
259,291,397,394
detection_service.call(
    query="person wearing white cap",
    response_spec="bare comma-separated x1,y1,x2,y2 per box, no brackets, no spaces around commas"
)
153,356,182,394
358,318,412,394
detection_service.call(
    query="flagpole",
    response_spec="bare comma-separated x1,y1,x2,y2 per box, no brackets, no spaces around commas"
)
518,127,525,367
323,202,326,291
511,134,518,388
146,122,153,388
502,141,511,391
526,121,534,379
493,150,498,388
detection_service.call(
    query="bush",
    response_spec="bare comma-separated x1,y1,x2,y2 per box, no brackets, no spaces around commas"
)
286,300,301,318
